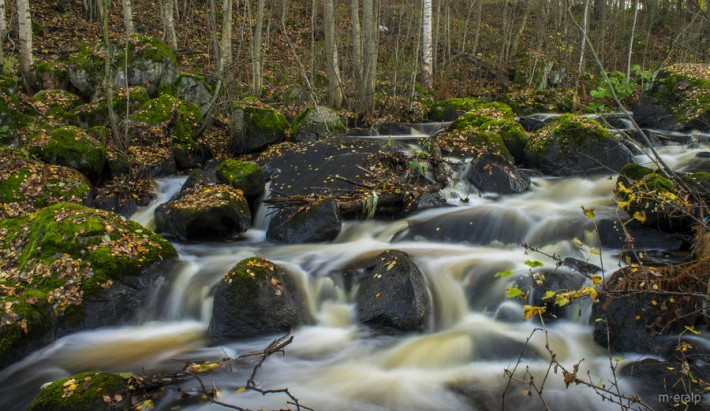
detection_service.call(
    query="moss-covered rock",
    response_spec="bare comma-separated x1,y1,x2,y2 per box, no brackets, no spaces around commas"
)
31,89,82,119
291,106,346,142
0,149,91,219
500,88,577,115
35,60,70,91
230,103,289,154
0,203,176,367
216,160,265,197
67,35,178,99
130,93,201,145
436,102,516,159
639,64,710,131
171,73,213,115
27,125,106,179
479,119,529,164
0,82,33,145
28,371,130,411
72,86,150,128
154,184,251,240
524,114,634,175
427,97,482,121
208,257,306,339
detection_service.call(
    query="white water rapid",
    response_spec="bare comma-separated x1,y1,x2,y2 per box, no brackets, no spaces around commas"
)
1,126,708,411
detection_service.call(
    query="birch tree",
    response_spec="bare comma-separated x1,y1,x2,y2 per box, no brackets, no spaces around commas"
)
219,0,233,72
0,0,6,67
626,0,639,81
323,0,344,108
160,0,178,51
422,0,433,90
122,0,135,36
577,0,590,88
251,0,266,96
16,0,33,91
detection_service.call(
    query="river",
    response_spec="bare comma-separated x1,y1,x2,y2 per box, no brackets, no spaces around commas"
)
1,124,708,410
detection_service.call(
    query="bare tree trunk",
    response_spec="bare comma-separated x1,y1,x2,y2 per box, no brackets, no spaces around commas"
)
362,0,378,113
99,0,123,149
577,0,590,89
160,0,179,51
473,0,482,53
509,0,531,57
422,0,433,90
323,0,343,108
351,0,363,91
251,0,265,96
220,0,233,72
16,0,33,92
0,0,6,67
208,0,220,68
626,0,639,81
122,0,135,36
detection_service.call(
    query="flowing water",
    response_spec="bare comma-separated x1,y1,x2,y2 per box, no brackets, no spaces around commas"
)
1,125,709,410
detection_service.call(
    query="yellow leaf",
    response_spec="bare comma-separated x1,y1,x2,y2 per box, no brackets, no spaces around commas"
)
592,275,602,286
633,211,647,223
523,305,546,320
542,290,556,300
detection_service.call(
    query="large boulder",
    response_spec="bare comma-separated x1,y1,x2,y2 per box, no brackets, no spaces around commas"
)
0,150,92,219
291,106,346,142
71,86,151,129
26,125,106,180
208,257,305,340
467,153,531,194
524,114,634,176
634,64,710,131
0,203,177,367
30,89,82,119
28,371,130,411
215,159,265,197
500,88,577,116
427,97,482,121
266,198,342,244
172,73,213,115
356,250,431,332
620,359,708,411
229,103,289,153
154,184,251,240
67,35,178,99
436,102,515,159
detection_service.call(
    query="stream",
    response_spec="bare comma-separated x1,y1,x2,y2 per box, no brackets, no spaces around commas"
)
1,124,709,410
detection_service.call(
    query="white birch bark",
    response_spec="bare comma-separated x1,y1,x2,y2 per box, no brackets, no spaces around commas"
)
16,0,33,90
122,0,135,36
422,0,433,90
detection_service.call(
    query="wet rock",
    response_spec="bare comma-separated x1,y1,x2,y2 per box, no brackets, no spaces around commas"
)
596,218,684,252
517,114,556,132
376,122,413,136
0,203,177,368
620,359,709,410
437,102,517,159
528,270,586,322
427,97,481,121
229,104,289,154
182,168,217,192
466,153,531,194
562,257,601,276
524,114,634,176
412,192,448,212
209,257,305,340
173,73,213,115
155,184,251,240
356,250,431,332
28,371,130,411
215,159,265,198
291,106,346,142
267,199,342,244
682,152,710,173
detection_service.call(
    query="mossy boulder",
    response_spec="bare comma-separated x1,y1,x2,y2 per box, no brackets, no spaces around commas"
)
27,125,106,179
0,203,177,367
67,35,178,99
356,250,431,333
0,149,91,219
479,119,529,164
230,104,290,153
172,73,213,115
216,160,265,197
154,184,251,240
291,106,346,142
436,102,516,159
31,89,82,119
500,88,577,115
35,60,70,91
266,198,342,243
524,114,634,176
427,97,482,121
0,84,33,145
72,86,150,128
208,257,306,340
636,64,710,131
28,371,130,411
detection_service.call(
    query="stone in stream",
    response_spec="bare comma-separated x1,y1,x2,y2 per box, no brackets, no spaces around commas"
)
28,371,131,411
208,257,306,340
356,250,431,333
466,153,531,194
215,159,265,198
266,198,342,244
291,106,346,142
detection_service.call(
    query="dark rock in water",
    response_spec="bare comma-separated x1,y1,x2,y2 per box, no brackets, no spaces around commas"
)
267,199,342,244
356,250,431,332
562,257,601,275
620,359,709,411
209,257,305,340
633,95,682,131
346,127,377,136
155,184,251,240
528,270,586,322
173,142,212,170
681,152,710,173
524,114,634,176
517,114,555,132
466,153,531,194
591,265,707,354
182,169,218,192
291,106,346,142
591,112,631,129
494,301,524,323
597,218,684,252
216,159,265,198
412,192,448,212
377,122,413,136
626,129,663,147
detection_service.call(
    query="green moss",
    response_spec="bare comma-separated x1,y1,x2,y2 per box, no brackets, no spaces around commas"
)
216,160,265,196
35,61,69,84
501,88,577,115
31,89,81,118
132,94,201,144
619,163,654,184
66,42,103,81
449,102,515,130
27,125,106,178
650,67,710,126
526,114,612,154
28,371,129,411
222,257,278,298
428,97,482,121
128,35,177,66
236,105,289,136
